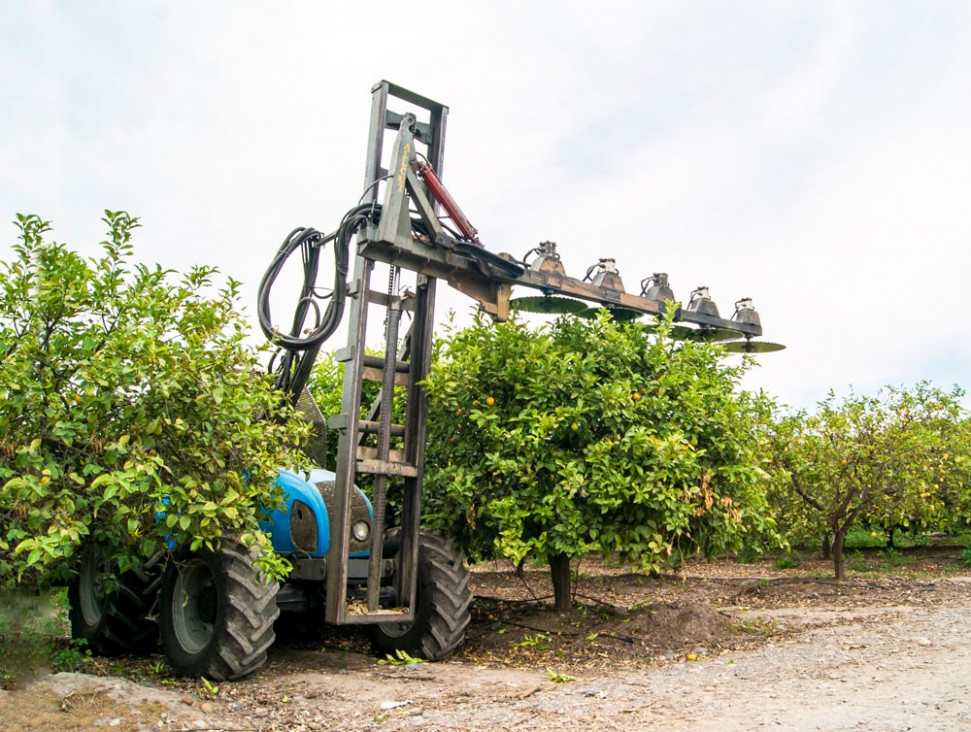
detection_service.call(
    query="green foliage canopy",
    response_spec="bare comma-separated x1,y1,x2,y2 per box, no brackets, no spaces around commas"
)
421,311,780,580
0,213,308,587
766,383,968,578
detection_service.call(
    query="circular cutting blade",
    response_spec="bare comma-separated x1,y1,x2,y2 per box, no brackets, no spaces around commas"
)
510,295,588,314
577,306,643,322
643,324,741,341
723,340,786,353
684,327,744,342
643,324,694,340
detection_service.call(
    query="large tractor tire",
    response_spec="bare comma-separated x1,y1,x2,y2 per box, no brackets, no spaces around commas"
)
159,542,279,680
370,530,472,660
67,547,162,656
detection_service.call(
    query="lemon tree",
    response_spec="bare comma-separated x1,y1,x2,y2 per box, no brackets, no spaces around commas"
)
766,383,967,579
0,213,307,589
422,310,778,610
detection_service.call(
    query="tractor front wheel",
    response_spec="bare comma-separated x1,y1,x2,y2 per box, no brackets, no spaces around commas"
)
160,543,279,680
370,530,472,660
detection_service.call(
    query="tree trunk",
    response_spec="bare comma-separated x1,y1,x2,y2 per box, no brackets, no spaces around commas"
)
514,557,526,579
831,529,846,581
548,553,573,612
821,533,832,560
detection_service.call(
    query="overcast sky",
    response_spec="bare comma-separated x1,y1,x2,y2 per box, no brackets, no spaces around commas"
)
2,1,970,411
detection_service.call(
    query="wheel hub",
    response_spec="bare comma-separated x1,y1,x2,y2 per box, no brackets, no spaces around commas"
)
78,556,108,626
172,559,217,655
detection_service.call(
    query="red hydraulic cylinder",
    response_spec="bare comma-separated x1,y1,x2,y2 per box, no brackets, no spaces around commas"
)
413,161,482,247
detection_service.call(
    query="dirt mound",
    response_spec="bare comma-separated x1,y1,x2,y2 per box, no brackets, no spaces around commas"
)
458,598,742,670
629,601,733,652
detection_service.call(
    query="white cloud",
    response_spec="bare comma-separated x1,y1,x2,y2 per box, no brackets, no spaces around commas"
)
2,0,971,410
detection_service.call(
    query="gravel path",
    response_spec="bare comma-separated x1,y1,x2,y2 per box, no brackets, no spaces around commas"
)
6,581,971,731
370,596,971,730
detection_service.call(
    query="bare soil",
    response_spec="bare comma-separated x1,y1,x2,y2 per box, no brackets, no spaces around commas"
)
3,547,971,731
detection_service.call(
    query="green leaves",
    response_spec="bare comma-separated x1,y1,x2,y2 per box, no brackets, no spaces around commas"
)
0,212,308,588
765,383,970,577
420,309,780,582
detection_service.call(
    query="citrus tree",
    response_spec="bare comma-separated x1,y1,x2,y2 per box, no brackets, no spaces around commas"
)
937,416,971,528
421,311,779,610
766,383,967,579
0,213,308,589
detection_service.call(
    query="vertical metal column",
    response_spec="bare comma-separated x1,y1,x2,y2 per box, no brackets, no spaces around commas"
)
324,82,389,624
395,91,446,616
325,81,448,625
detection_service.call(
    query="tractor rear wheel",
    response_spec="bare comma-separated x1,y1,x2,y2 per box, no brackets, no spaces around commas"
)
159,543,279,680
68,547,161,656
370,530,471,660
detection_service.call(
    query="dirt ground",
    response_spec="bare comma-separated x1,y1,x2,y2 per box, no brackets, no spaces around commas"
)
3,547,971,731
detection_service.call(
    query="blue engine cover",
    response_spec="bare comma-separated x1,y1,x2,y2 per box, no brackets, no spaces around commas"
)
261,468,372,558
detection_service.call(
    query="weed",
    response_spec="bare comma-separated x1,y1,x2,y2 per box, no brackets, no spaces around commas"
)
201,676,219,698
880,548,915,569
378,649,426,666
664,553,684,572
804,569,832,580
844,527,888,549
516,633,551,650
51,639,91,673
960,548,971,568
736,548,760,564
774,556,802,570
908,532,931,548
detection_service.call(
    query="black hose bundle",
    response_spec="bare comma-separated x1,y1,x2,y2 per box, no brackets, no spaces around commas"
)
257,204,383,397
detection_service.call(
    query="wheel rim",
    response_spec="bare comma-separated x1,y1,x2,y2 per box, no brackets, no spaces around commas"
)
378,571,418,638
378,618,415,638
172,558,218,655
78,556,107,626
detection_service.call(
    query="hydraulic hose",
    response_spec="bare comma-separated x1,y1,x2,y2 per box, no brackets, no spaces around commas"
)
257,204,385,397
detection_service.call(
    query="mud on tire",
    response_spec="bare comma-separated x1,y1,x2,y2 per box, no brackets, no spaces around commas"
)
160,542,279,680
370,530,472,660
68,548,162,656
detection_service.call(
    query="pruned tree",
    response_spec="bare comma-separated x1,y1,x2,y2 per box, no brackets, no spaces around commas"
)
421,310,779,611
